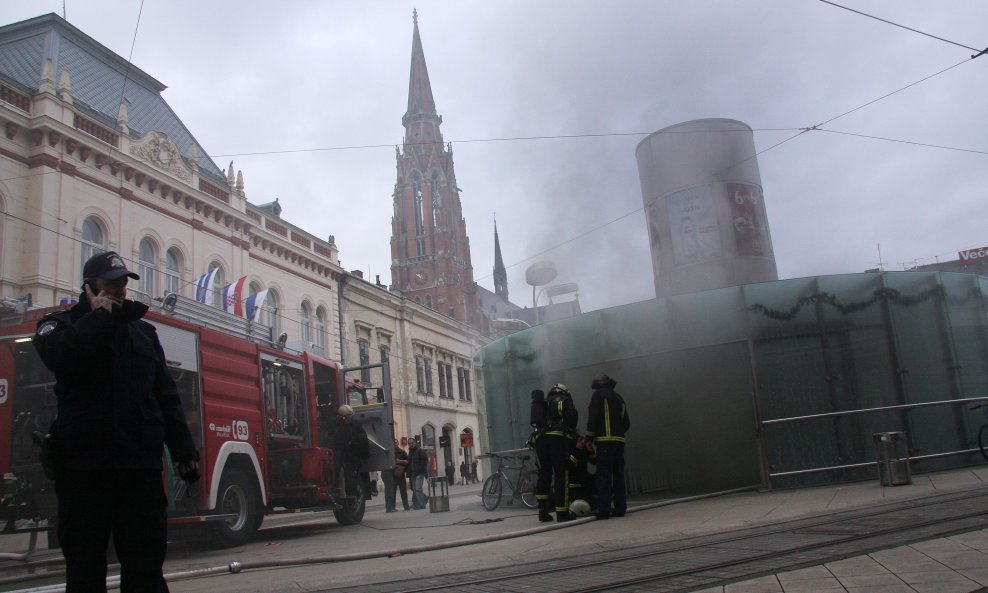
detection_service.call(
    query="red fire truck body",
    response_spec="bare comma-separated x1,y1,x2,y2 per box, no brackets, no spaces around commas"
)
0,294,394,547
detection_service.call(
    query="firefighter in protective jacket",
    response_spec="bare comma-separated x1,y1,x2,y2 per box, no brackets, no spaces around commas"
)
528,389,553,522
586,373,631,519
544,383,578,521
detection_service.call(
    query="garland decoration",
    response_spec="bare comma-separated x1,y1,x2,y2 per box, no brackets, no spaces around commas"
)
748,286,945,321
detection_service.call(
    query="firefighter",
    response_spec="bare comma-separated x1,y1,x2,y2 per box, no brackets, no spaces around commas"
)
586,373,631,519
544,383,578,522
32,251,199,593
334,404,371,500
528,389,553,522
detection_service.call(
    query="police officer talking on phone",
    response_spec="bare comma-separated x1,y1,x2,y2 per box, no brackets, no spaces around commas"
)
33,251,199,593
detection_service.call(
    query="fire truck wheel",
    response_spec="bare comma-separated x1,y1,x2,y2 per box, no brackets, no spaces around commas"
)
333,482,366,525
211,468,259,548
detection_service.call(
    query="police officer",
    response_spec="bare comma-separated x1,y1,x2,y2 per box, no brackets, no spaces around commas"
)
586,373,630,519
33,251,199,593
544,383,578,522
528,389,552,522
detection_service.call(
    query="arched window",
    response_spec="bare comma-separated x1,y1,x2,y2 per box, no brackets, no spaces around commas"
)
165,248,182,295
266,289,280,335
138,238,156,296
315,307,327,350
81,217,104,273
208,262,224,308
300,302,312,344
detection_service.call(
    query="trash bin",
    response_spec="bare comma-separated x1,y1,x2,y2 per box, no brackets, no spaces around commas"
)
873,431,912,486
428,476,449,512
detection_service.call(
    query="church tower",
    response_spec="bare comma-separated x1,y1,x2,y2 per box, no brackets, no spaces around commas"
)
390,11,480,326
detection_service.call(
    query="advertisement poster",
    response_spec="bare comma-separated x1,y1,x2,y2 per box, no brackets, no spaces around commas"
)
667,186,720,265
727,183,770,256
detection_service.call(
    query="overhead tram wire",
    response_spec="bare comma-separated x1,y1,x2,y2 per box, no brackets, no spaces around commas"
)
818,0,986,55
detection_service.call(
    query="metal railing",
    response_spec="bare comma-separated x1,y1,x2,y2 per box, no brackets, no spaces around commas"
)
764,396,988,480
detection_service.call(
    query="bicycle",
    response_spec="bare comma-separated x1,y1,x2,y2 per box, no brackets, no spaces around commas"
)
480,448,538,511
971,403,988,462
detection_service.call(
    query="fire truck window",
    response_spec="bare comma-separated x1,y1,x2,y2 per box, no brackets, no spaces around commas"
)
168,367,203,449
313,362,337,407
262,361,307,440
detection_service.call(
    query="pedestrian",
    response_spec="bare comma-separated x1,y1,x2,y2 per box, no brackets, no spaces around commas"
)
585,373,630,519
32,251,200,592
385,439,410,512
471,459,478,483
544,383,579,522
459,460,469,485
529,388,553,522
445,460,455,487
408,438,429,509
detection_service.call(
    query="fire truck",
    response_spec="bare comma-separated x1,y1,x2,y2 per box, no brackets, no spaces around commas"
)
0,292,394,548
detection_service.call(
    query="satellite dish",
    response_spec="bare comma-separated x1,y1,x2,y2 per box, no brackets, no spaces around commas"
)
525,261,557,287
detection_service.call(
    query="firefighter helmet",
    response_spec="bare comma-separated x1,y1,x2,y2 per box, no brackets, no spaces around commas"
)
548,383,569,395
338,404,354,417
569,499,591,517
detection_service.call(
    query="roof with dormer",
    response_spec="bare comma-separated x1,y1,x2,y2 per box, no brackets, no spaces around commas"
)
0,13,226,182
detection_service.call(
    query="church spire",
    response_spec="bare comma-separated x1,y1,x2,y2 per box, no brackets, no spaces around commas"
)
493,216,508,300
403,9,439,129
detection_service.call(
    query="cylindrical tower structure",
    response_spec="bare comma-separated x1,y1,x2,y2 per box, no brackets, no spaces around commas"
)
636,118,778,298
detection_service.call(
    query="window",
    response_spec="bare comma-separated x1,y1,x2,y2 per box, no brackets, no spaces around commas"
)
358,339,370,384
379,344,390,365
81,217,104,272
138,238,156,296
300,302,312,344
424,357,433,395
438,362,454,399
165,248,181,295
266,289,280,334
415,356,425,393
457,367,472,401
426,295,433,309
208,262,225,308
421,424,436,452
438,362,448,398
315,307,327,350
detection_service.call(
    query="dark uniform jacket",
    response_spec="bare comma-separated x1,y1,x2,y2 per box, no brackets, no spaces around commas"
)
408,445,429,477
33,297,198,471
586,386,630,443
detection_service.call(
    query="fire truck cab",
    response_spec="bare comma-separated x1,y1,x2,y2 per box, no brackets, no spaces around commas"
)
0,292,394,548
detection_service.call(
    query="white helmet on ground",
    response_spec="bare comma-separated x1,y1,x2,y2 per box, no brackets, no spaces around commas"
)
569,499,591,517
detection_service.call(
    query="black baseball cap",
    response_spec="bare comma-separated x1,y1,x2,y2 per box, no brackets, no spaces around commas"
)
83,251,140,281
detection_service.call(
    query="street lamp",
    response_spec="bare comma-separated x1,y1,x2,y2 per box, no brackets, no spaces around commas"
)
525,261,557,325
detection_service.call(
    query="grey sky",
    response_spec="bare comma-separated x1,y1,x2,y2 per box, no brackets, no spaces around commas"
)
4,1,987,312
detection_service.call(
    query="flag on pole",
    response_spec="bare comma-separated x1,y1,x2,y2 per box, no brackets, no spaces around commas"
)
245,289,269,322
194,268,219,304
222,276,248,316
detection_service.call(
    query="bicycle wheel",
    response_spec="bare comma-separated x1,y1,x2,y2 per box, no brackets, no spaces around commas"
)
519,472,537,509
481,474,502,510
979,424,988,462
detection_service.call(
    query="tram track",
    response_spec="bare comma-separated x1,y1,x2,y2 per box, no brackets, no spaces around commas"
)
317,488,988,593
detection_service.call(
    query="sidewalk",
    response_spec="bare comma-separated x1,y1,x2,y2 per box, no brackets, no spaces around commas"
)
3,468,988,592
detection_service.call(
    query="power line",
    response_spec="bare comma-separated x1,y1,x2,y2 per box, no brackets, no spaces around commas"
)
818,0,985,54
816,128,988,156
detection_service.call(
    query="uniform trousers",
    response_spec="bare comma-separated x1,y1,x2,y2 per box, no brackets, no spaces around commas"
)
56,468,169,593
533,435,552,506
544,434,575,513
594,441,626,517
